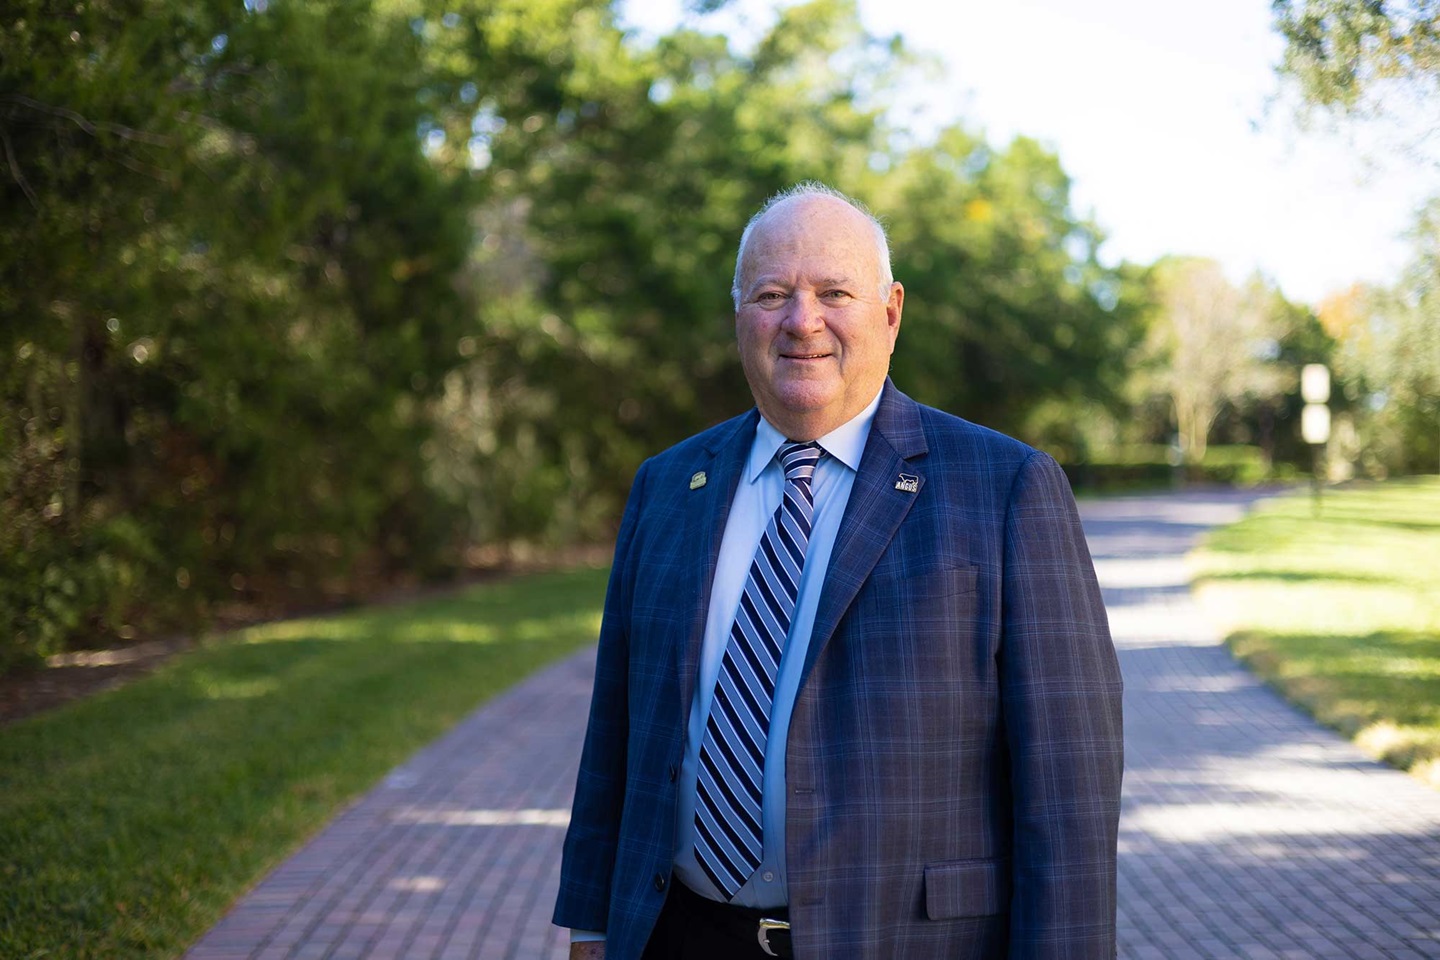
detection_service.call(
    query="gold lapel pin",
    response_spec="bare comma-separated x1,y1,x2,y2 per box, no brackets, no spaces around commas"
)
689,471,707,490
895,473,919,493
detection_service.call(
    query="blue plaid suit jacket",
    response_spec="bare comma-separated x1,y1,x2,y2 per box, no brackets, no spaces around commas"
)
554,381,1123,959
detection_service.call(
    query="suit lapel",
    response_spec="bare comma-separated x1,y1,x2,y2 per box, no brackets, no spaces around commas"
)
801,380,929,683
676,410,757,716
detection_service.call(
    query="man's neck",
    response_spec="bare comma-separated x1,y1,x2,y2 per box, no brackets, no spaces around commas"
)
756,385,886,443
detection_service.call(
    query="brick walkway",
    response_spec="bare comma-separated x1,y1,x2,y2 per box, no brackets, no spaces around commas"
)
1090,492,1440,959
185,490,1440,960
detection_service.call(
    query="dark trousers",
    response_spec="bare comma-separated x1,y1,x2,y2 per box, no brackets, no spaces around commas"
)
641,880,791,960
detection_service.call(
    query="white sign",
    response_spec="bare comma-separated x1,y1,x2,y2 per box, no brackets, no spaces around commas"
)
1302,404,1331,444
1301,364,1331,404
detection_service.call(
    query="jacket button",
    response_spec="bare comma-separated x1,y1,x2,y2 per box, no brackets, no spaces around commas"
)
654,873,668,892
668,764,678,782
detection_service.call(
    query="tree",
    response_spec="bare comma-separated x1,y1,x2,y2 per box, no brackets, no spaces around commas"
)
876,128,1142,443
0,0,594,666
1273,0,1440,116
0,0,1158,668
1272,0,1440,173
1360,201,1440,472
1139,259,1284,464
434,0,913,544
1258,288,1334,469
1273,3,1440,473
1392,200,1440,470
1314,211,1440,475
429,0,1142,545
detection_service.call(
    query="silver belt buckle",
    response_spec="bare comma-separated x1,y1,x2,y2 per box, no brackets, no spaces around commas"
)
757,917,790,957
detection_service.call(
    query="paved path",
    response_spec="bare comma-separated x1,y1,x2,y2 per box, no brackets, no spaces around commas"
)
186,490,1440,960
1089,492,1440,959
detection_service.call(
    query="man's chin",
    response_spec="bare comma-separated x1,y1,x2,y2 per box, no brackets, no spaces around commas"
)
769,383,837,415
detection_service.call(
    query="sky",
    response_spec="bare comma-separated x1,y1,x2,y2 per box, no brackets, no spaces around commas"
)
616,0,1438,307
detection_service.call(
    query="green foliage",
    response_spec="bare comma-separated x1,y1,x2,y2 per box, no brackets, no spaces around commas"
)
1320,202,1440,476
1272,0,1440,116
452,0,904,537
1131,258,1285,462
1,0,546,662
877,129,1144,436
1191,478,1440,787
0,564,608,960
2,0,1145,668
1120,257,1335,470
1385,200,1440,472
1257,288,1337,469
1270,2,1440,475
1062,444,1281,494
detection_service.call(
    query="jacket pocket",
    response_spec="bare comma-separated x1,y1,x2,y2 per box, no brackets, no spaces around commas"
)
868,563,979,600
923,858,1009,920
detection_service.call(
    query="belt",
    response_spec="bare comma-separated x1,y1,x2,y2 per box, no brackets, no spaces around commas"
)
671,879,793,958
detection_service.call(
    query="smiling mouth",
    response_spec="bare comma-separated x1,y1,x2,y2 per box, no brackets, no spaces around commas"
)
782,353,829,360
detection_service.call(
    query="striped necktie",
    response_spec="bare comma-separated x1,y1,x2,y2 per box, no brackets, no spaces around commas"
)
694,440,823,900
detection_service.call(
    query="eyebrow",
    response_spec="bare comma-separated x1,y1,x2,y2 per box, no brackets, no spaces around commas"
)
747,275,782,289
748,275,857,290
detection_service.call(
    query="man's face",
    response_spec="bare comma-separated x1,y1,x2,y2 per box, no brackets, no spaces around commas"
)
734,196,903,441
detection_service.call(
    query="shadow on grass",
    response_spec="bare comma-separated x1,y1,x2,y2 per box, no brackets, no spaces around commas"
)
1193,569,1398,587
1302,511,1440,534
1227,628,1440,768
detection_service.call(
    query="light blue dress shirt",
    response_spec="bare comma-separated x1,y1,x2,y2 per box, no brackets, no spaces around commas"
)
671,388,881,908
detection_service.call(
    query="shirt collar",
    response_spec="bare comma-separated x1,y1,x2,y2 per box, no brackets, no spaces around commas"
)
745,386,884,483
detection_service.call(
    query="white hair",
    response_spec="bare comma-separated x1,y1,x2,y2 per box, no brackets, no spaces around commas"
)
730,181,894,310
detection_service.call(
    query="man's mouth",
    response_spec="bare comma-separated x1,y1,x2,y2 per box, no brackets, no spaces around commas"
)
782,352,829,360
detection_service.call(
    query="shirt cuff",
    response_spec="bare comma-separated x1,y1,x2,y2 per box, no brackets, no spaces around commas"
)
570,929,606,943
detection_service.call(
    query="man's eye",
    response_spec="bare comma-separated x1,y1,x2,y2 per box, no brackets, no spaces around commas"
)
823,290,853,300
757,291,785,303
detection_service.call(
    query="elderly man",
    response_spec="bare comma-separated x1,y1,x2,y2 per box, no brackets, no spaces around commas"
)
553,183,1123,960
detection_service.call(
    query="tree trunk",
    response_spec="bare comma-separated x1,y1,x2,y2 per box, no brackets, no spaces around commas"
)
1175,396,1212,465
64,318,85,525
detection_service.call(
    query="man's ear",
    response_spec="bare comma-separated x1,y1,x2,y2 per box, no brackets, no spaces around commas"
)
886,282,904,346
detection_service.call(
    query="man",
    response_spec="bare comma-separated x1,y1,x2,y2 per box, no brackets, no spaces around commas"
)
553,183,1123,959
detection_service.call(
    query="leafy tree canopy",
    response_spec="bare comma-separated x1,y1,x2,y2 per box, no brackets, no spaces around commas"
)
1273,0,1440,119
2,0,1143,670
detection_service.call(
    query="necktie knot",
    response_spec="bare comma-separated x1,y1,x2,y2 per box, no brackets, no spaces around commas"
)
780,441,822,485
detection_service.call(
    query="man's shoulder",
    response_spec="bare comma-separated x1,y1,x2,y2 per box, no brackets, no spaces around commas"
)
898,397,1077,512
906,396,1044,470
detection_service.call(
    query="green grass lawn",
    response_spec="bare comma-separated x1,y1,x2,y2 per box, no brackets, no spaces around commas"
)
1190,477,1440,788
0,564,609,960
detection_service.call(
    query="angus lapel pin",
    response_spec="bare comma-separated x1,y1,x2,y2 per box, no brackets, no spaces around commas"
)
690,471,707,490
894,473,919,493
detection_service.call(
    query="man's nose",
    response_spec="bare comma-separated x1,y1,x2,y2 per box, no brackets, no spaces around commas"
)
781,292,826,335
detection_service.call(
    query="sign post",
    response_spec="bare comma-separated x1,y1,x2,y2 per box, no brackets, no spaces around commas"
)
1301,364,1331,515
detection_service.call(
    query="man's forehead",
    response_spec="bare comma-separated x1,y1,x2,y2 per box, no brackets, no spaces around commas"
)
749,271,858,288
744,206,874,266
